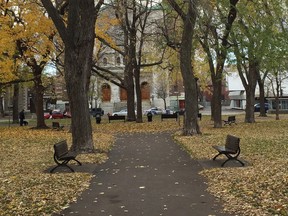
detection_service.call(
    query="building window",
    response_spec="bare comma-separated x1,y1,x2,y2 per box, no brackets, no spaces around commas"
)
116,57,121,65
101,83,111,102
103,58,108,66
141,82,150,100
120,87,127,101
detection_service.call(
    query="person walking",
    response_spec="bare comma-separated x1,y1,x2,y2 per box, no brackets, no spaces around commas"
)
19,109,25,126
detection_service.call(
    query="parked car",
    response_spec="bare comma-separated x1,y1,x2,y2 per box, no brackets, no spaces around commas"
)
51,109,64,119
164,109,174,114
112,109,137,116
112,109,128,116
254,103,270,112
44,112,51,119
144,107,163,115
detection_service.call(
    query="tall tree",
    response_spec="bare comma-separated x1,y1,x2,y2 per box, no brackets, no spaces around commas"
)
197,0,239,127
1,0,56,128
93,0,165,122
41,0,104,152
231,0,288,122
165,0,200,135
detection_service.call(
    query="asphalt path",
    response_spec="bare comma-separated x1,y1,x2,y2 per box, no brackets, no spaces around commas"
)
57,132,232,216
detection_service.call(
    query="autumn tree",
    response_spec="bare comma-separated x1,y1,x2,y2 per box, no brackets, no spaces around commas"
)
41,0,104,152
258,0,288,119
1,1,58,128
93,0,165,122
164,0,201,135
197,0,239,127
155,71,170,109
231,0,288,122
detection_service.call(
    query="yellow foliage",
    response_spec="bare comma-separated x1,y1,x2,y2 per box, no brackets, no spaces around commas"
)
0,0,57,84
95,8,122,56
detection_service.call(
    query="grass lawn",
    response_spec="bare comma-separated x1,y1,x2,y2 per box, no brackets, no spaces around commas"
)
0,114,287,215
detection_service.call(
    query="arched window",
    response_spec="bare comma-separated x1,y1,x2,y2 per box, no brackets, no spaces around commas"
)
120,87,127,101
103,58,108,66
116,57,121,65
101,83,111,102
141,82,150,100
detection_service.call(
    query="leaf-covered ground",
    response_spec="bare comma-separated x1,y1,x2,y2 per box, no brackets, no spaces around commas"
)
0,115,287,215
0,126,113,215
0,117,181,215
174,115,288,216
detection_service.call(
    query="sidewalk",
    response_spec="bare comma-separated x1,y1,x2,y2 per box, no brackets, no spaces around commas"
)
55,132,232,216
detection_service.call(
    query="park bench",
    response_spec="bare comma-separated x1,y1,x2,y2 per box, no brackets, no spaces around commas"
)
223,115,236,126
50,140,82,173
212,134,245,167
52,122,64,130
108,115,125,123
161,113,178,121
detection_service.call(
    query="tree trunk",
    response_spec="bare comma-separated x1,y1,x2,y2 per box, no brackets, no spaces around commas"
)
33,65,47,128
244,61,258,123
63,2,96,152
41,0,105,152
124,26,136,122
135,67,143,123
275,76,280,120
212,76,223,128
245,86,256,123
12,83,19,124
257,77,267,117
65,54,94,152
0,97,4,118
0,86,4,117
180,1,200,136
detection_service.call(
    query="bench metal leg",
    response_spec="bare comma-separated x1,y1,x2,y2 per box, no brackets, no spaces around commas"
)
212,153,222,160
50,159,82,173
72,158,82,166
221,156,245,167
213,153,244,167
50,162,75,173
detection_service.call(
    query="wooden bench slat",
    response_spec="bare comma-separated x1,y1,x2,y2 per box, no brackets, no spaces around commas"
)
108,115,126,123
161,113,178,121
223,116,236,126
50,140,82,173
212,134,244,167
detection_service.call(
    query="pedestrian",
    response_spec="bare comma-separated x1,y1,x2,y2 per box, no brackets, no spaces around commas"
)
19,109,25,126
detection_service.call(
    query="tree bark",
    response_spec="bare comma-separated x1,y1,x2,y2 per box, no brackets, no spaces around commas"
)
211,73,223,128
244,60,259,123
179,1,200,135
122,3,136,122
33,65,47,128
257,77,267,117
199,0,239,128
12,83,19,124
65,48,94,151
135,66,143,123
41,0,104,152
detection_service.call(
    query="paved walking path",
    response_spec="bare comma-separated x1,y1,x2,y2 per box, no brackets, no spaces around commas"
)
58,132,232,216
